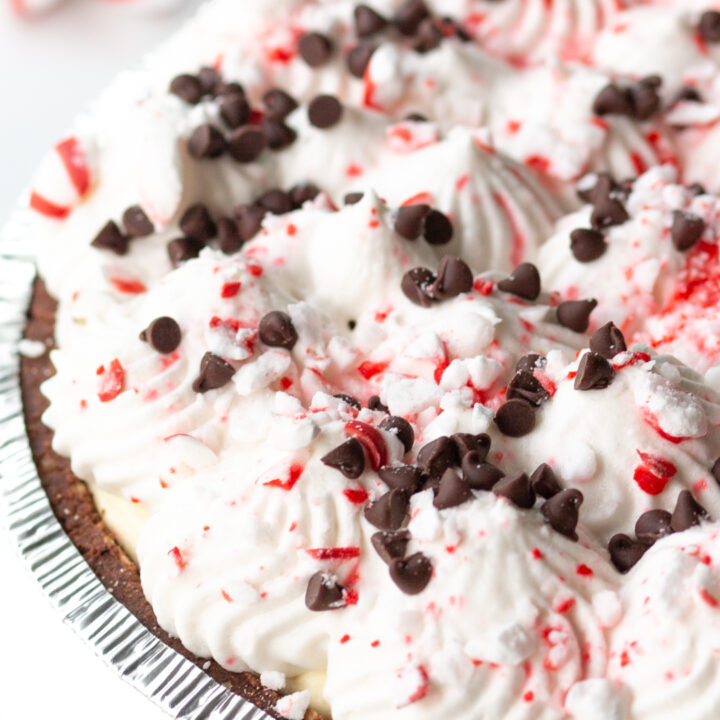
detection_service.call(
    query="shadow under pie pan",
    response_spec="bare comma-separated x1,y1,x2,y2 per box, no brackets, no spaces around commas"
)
1,248,325,719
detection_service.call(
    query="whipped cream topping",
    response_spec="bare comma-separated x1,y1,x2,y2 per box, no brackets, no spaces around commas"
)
11,1,720,719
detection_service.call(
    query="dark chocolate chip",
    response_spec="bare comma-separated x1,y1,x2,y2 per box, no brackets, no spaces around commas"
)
405,112,428,122
712,457,720,486
333,393,362,411
169,74,203,104
494,473,535,509
423,210,454,245
219,92,251,129
192,352,236,393
389,552,433,595
570,228,606,263
497,263,541,301
577,172,618,205
142,317,181,354
180,204,216,242
216,217,244,254
417,436,459,478
589,322,627,359
197,67,221,95
228,127,266,163
354,4,388,37
461,453,504,491
671,490,708,532
557,299,598,333
394,0,430,36
234,204,266,241
506,370,549,407
541,488,583,540
574,351,615,391
122,206,154,238
516,353,546,373
434,468,473,509
635,509,673,545
305,572,346,611
257,189,293,215
91,220,129,255
290,183,321,209
344,192,365,205
262,117,298,150
378,465,423,493
699,10,720,43
321,438,366,479
188,124,225,160
371,530,410,565
688,183,707,196
608,533,647,573
671,210,705,251
214,81,245,99
308,94,344,129
263,88,298,119
401,267,437,307
413,18,443,53
530,463,561,499
631,77,661,121
452,433,490,462
364,488,410,530
298,31,334,67
380,416,415,454
494,399,536,437
167,237,204,267
430,256,473,299
258,311,298,350
347,43,377,78
593,83,634,117
368,394,389,413
395,204,431,240
591,197,629,230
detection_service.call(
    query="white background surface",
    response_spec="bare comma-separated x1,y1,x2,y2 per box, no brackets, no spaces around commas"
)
0,3,201,719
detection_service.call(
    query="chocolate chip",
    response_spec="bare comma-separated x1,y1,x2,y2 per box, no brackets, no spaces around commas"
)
262,117,298,151
290,183,321,209
417,436,459,478
577,173,618,205
699,11,720,43
423,210,454,245
378,465,423,493
389,552,433,595
557,299,597,333
461,453,504,491
631,77,661,121
591,197,629,230
497,263,541,301
394,0,430,36
541,488,583,540
142,317,181,354
530,463,561,499
371,530,410,565
180,204,216,242
257,189,293,215
516,353,546,373
395,204,431,240
228,127,266,163
635,509,673,545
712,457,720,486
593,83,634,117
298,32,334,67
670,490,707,532
413,18,443,53
305,572,346,611
122,205,154,238
234,204,266,241
494,473,535,509
167,237,204,267
608,534,647,573
589,322,627,359
434,468,473,509
365,488,410,530
401,267,437,307
452,433,490,461
494,399,536,437
169,74,203,104
216,217,243,255
380,416,415,454
354,4,388,37
188,124,226,160
91,220,128,255
430,256,473,299
368,394,389,413
688,182,707,196
506,370,549,407
263,88,298,119
214,81,245,99
333,393,362,411
321,438,366,479
344,192,365,205
192,352,236,393
347,43,377,78
570,228,606,263
258,311,298,350
671,210,705,251
197,67,220,95
405,112,428,122
574,351,615,391
219,92,251,129
308,95,344,129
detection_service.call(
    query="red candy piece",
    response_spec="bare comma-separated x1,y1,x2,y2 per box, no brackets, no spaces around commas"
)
345,420,388,471
97,359,125,403
306,547,361,560
55,137,90,196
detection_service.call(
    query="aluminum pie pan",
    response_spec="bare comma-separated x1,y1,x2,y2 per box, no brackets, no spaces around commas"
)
0,223,275,720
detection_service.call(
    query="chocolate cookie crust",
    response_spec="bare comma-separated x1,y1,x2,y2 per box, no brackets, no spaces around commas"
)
20,277,324,720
